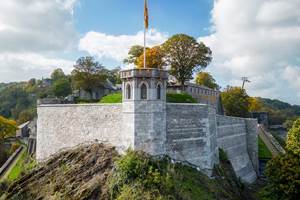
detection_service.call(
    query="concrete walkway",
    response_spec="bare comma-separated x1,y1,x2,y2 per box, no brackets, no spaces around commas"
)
258,125,285,157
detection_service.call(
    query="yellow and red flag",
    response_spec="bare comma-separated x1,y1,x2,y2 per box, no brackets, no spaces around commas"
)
144,0,149,29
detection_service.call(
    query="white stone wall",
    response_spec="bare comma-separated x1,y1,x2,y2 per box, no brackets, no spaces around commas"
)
216,115,258,183
36,102,258,183
37,104,123,160
166,103,219,175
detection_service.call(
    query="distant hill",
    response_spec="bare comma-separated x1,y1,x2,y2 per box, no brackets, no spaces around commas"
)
258,97,300,125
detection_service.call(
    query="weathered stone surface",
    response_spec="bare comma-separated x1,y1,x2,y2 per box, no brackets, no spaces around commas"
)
216,115,258,183
36,104,123,161
166,104,219,175
37,69,258,184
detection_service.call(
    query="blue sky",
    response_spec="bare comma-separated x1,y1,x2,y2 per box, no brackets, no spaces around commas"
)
74,0,212,37
0,0,300,104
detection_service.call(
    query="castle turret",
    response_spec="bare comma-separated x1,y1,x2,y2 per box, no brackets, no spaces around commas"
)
120,68,168,155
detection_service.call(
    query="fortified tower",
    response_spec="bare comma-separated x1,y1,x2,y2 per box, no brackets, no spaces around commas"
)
120,68,168,155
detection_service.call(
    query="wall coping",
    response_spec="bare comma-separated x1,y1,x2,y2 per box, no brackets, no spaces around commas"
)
216,114,258,121
166,103,209,106
38,103,122,108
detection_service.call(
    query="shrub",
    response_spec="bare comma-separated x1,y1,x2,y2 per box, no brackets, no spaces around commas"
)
100,92,122,103
109,150,214,200
265,152,300,200
286,118,300,156
166,93,197,103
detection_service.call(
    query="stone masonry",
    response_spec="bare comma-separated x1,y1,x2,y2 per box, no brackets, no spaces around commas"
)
37,68,258,183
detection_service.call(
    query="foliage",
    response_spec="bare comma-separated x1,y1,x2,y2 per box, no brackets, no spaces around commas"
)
107,67,122,84
71,56,108,95
218,148,228,161
221,87,250,117
51,68,66,81
17,109,35,124
52,78,72,97
195,72,219,90
136,46,165,69
283,119,296,130
248,97,263,112
286,118,300,156
6,150,27,182
0,84,36,120
100,92,122,103
258,98,300,125
0,115,18,141
258,136,272,159
265,152,300,200
123,45,147,65
109,149,215,200
162,34,212,87
166,93,197,103
9,142,21,154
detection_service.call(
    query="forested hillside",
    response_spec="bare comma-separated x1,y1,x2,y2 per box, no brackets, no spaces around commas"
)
258,98,300,125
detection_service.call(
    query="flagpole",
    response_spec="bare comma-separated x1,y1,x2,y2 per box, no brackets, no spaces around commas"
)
144,27,146,69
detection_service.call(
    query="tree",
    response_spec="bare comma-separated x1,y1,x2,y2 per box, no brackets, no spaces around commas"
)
123,45,146,65
286,118,300,156
71,56,107,95
283,119,296,130
221,87,250,117
0,115,18,141
51,68,66,81
136,46,165,69
162,34,212,88
52,78,72,97
248,97,263,112
195,72,219,90
17,110,35,124
107,67,122,84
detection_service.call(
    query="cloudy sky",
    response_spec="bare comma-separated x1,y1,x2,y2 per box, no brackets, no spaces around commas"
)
0,0,299,105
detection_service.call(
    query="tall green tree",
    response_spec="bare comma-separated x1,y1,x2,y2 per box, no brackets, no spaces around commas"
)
51,68,66,81
162,34,212,88
221,87,250,117
71,56,107,95
123,45,147,65
195,72,219,90
52,78,72,98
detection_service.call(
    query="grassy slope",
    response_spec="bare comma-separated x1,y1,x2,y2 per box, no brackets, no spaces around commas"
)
99,92,122,103
2,144,257,200
99,92,197,104
258,136,272,159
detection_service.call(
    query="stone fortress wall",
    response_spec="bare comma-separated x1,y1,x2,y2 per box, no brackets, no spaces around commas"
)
37,103,258,183
37,68,258,183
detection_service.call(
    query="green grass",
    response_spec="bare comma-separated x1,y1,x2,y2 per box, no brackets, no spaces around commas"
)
6,150,26,181
99,92,122,103
166,92,197,103
6,150,37,182
258,136,272,159
97,92,198,104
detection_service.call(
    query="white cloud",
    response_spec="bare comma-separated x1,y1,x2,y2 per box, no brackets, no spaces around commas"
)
79,29,168,62
0,0,78,82
0,53,74,82
199,0,300,104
